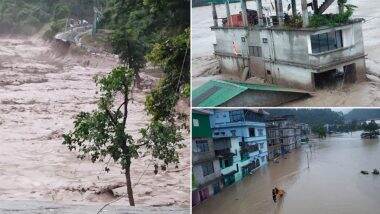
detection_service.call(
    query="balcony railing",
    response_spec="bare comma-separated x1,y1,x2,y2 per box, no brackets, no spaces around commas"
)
193,151,216,164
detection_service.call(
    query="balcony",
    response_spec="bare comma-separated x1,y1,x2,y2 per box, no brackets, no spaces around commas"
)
215,149,235,159
193,151,216,165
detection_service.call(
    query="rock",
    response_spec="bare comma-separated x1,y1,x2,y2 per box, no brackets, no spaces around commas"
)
372,169,379,175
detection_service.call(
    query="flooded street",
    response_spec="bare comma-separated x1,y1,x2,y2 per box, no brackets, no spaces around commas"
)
191,0,380,106
0,36,190,207
193,131,380,214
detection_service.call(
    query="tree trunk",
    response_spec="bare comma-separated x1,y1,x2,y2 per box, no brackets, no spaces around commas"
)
125,166,135,206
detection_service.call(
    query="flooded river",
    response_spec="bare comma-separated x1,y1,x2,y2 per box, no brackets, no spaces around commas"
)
0,36,190,207
192,0,380,106
193,131,380,214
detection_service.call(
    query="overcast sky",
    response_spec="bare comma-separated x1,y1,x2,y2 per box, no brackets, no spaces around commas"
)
332,108,353,114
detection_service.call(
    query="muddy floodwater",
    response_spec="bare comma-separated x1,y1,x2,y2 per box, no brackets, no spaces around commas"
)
193,131,380,214
0,36,190,207
192,0,380,106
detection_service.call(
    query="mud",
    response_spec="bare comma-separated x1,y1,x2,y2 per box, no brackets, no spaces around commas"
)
0,36,190,207
191,0,380,107
193,131,380,214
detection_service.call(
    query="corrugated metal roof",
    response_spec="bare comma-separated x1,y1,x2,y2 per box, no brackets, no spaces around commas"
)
192,80,247,107
192,80,310,107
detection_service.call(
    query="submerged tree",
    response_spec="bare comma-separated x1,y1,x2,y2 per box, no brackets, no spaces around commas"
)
62,66,184,206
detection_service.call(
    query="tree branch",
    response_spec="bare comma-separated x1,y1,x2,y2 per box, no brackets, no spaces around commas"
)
105,108,118,125
117,101,126,112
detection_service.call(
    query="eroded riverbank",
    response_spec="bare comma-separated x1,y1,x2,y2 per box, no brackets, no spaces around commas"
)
193,132,380,214
0,36,190,207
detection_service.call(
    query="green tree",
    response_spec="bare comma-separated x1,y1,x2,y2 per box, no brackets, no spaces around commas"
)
62,66,184,206
363,120,379,134
312,125,327,139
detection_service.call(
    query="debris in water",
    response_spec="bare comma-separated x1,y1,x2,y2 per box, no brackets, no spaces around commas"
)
373,169,379,175
361,170,369,175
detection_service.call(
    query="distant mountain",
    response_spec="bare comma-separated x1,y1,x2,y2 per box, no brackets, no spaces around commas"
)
344,109,380,121
264,109,344,127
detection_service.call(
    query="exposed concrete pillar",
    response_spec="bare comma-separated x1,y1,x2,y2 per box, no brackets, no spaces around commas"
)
241,0,249,27
338,1,344,14
313,0,319,14
276,0,284,26
257,0,264,26
212,2,218,27
301,0,309,27
291,0,297,16
225,1,231,26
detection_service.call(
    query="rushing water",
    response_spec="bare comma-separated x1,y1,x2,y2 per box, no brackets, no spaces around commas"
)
193,131,380,214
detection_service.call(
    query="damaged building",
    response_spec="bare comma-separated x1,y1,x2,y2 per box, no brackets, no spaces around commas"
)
211,0,366,91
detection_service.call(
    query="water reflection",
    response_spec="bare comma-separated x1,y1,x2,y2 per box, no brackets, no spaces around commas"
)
193,131,380,214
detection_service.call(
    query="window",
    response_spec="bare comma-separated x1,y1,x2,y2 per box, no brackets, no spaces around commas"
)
249,46,262,57
311,30,343,54
266,70,271,75
229,110,244,122
241,37,246,42
249,128,256,137
193,119,199,127
257,129,264,136
231,130,237,137
195,140,209,153
202,162,214,176
262,38,268,43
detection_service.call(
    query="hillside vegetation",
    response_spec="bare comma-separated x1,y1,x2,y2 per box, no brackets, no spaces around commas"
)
0,0,103,35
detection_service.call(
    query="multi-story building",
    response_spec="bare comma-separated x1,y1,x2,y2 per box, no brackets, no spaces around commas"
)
209,109,268,185
192,110,223,206
210,0,366,91
299,123,311,142
266,115,305,159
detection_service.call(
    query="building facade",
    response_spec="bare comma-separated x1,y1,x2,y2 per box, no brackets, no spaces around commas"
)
266,115,305,160
209,109,268,186
192,110,223,207
211,0,366,91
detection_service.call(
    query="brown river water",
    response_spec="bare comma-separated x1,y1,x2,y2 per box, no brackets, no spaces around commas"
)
193,131,380,214
0,36,190,207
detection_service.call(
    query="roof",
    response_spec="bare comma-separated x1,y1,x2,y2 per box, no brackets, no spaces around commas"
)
192,80,310,107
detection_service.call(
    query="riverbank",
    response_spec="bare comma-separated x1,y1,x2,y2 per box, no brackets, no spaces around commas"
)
193,131,380,214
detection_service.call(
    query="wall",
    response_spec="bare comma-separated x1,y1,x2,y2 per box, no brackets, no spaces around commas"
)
192,113,212,138
192,159,222,188
222,90,309,107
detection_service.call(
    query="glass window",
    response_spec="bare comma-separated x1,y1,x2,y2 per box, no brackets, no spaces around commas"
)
311,34,320,53
202,162,214,176
328,31,336,50
336,30,343,48
229,110,244,122
195,140,209,153
249,128,256,137
258,129,264,136
319,33,329,52
249,46,262,57
311,30,343,54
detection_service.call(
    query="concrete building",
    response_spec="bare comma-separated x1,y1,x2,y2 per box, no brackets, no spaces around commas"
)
209,109,269,185
299,123,311,142
192,110,223,206
266,115,304,159
211,0,366,91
